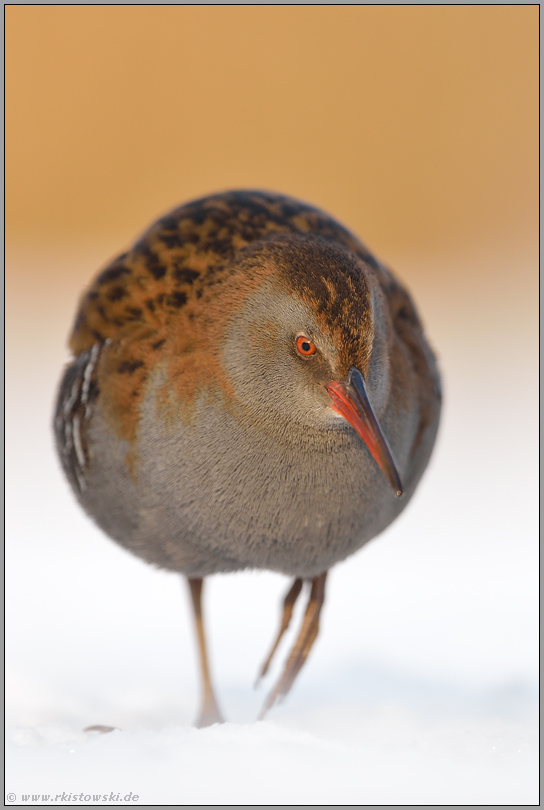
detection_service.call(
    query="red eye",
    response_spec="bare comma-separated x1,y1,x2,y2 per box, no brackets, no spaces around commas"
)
296,336,316,356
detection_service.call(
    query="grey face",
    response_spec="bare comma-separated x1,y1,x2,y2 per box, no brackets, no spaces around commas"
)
220,273,394,421
220,272,403,497
221,279,347,433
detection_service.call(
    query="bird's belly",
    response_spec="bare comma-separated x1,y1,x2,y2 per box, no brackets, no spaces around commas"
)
79,390,411,578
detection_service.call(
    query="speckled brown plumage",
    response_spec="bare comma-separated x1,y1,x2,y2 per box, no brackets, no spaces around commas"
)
69,191,382,447
55,189,441,726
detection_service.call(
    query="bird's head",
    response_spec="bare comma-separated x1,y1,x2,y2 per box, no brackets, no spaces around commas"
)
221,234,403,497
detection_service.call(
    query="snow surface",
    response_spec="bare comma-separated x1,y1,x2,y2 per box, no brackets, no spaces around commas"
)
6,244,538,805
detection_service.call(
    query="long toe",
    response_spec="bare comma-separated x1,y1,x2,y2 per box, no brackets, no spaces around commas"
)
259,572,327,720
255,577,303,685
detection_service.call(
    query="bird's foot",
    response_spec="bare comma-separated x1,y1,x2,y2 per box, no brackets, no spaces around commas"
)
194,697,225,728
255,577,303,686
258,571,327,720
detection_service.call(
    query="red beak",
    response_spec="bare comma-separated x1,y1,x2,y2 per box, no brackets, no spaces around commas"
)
325,367,403,497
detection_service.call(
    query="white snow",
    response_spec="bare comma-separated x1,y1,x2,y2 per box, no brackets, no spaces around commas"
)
6,242,538,805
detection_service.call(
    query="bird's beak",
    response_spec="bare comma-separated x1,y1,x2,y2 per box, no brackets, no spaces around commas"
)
325,366,403,497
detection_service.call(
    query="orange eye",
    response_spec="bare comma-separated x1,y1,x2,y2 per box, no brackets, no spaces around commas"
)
296,336,316,356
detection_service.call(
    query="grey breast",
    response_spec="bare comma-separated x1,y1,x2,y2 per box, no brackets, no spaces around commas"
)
57,363,431,580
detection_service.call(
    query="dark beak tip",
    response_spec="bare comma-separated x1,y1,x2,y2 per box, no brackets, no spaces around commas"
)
346,368,404,499
388,476,403,499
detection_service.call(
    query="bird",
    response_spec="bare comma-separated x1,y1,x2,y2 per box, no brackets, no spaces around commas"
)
54,189,441,727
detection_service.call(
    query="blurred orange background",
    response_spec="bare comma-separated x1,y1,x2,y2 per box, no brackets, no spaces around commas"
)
6,5,538,260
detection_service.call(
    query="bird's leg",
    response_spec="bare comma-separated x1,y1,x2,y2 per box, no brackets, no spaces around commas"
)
258,572,327,720
186,577,224,728
255,577,303,686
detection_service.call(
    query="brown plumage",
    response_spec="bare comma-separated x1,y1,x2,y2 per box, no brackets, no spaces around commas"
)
55,190,441,726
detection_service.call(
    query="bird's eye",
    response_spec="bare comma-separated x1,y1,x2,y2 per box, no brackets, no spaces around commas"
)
296,336,316,356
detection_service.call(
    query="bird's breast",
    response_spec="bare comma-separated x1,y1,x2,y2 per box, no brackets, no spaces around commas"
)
123,379,411,577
